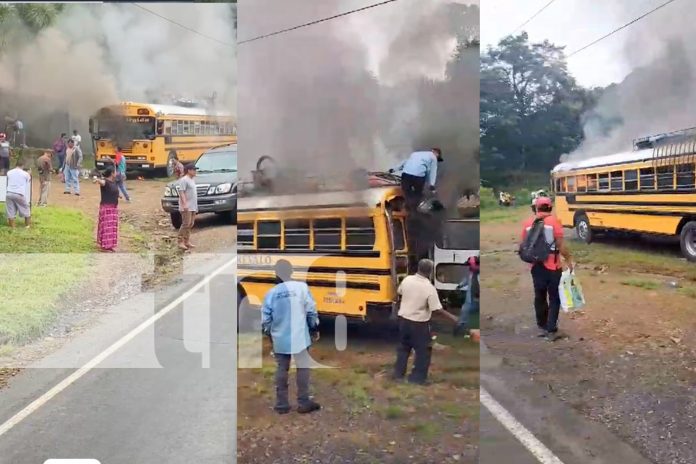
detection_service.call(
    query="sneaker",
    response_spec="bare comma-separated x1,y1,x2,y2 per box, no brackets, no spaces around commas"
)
274,405,291,415
63,191,70,195
545,331,560,342
407,377,430,386
297,401,321,414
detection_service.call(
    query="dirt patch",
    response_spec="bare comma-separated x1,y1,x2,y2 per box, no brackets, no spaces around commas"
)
237,320,479,464
481,210,696,464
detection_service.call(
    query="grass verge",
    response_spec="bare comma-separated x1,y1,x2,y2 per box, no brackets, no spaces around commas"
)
0,206,94,345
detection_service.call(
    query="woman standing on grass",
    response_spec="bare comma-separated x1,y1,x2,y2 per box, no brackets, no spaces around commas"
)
94,168,119,252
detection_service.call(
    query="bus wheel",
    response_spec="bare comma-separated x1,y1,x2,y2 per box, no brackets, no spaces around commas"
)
170,211,182,229
575,214,593,244
166,152,178,178
679,221,696,262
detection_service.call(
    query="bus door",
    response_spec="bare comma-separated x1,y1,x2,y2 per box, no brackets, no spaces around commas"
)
433,219,480,297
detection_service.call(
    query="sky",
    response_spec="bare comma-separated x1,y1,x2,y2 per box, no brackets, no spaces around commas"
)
481,0,670,88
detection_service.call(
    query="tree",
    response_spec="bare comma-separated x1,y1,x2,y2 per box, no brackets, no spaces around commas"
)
481,33,600,184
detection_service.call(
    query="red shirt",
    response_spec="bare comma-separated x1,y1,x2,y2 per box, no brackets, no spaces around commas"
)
521,213,564,270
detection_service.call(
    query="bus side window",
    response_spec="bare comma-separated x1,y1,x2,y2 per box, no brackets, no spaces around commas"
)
598,173,609,191
624,170,638,191
657,166,675,190
610,171,623,191
639,167,655,190
346,217,375,251
587,174,597,191
313,218,342,251
567,176,576,193
676,164,695,190
284,219,311,250
238,222,254,249
257,221,281,250
577,175,587,192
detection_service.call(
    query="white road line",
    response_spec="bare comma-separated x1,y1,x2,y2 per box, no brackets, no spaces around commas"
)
481,387,566,464
0,256,237,438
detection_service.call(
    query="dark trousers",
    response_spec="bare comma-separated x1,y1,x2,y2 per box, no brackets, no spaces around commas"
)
55,153,65,171
274,350,311,409
531,264,563,333
400,172,426,212
393,317,432,383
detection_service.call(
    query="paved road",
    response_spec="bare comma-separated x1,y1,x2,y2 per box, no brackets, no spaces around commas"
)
480,406,539,464
0,255,236,464
480,342,652,464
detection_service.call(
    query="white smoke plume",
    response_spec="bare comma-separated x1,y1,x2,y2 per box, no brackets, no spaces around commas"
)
237,0,479,204
565,1,696,161
0,3,236,147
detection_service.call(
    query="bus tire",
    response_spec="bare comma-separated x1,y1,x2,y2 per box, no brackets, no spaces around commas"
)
575,214,592,244
679,221,696,262
170,211,182,229
166,152,178,178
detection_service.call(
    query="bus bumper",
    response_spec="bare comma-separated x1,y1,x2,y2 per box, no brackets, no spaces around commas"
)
95,160,159,171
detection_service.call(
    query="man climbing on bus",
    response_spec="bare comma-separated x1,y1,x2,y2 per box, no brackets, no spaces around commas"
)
389,148,443,212
262,259,321,414
519,196,573,341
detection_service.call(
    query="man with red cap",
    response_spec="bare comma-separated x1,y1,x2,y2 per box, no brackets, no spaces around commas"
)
520,196,573,341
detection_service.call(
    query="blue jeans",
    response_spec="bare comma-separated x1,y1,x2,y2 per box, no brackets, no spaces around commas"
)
458,288,479,328
117,178,130,201
64,167,80,194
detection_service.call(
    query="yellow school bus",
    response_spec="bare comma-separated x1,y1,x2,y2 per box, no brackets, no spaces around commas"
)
237,186,411,325
552,129,696,260
89,101,236,177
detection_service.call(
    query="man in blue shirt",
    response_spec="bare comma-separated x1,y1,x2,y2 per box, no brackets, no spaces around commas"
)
390,148,443,211
262,259,321,414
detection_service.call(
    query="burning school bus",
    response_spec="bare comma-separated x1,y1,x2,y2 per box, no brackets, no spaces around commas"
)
89,101,236,177
236,159,479,329
552,127,696,261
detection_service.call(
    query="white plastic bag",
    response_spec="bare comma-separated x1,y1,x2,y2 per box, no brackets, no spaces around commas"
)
559,270,585,312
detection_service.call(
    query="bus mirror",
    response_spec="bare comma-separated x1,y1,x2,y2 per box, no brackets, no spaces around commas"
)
156,121,164,135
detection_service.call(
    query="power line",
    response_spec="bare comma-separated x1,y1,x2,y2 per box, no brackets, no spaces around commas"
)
567,0,680,58
507,0,558,38
238,0,399,45
130,3,235,48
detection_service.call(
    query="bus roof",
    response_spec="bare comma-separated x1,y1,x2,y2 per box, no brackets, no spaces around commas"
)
552,148,654,173
238,186,401,212
106,102,233,117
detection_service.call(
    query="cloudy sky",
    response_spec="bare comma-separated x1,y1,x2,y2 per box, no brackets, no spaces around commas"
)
481,0,670,88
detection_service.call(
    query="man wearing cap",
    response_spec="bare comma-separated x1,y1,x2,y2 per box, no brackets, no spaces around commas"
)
176,163,198,250
0,132,11,175
390,148,443,212
520,196,573,341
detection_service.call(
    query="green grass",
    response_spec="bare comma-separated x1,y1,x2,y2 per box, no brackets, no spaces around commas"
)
405,422,441,440
620,279,660,290
570,242,696,280
0,207,94,253
0,207,94,345
382,404,406,420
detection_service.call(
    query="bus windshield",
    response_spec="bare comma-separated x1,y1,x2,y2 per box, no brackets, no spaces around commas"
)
195,149,238,173
94,116,156,141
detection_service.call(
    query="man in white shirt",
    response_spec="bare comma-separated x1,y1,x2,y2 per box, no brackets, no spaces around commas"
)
392,258,443,385
71,129,81,147
5,159,31,228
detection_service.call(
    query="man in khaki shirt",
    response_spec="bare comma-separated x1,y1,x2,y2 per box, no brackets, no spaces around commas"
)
393,258,443,384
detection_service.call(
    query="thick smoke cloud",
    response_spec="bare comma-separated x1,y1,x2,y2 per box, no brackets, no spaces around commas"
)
238,0,479,210
0,3,236,147
565,2,696,161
